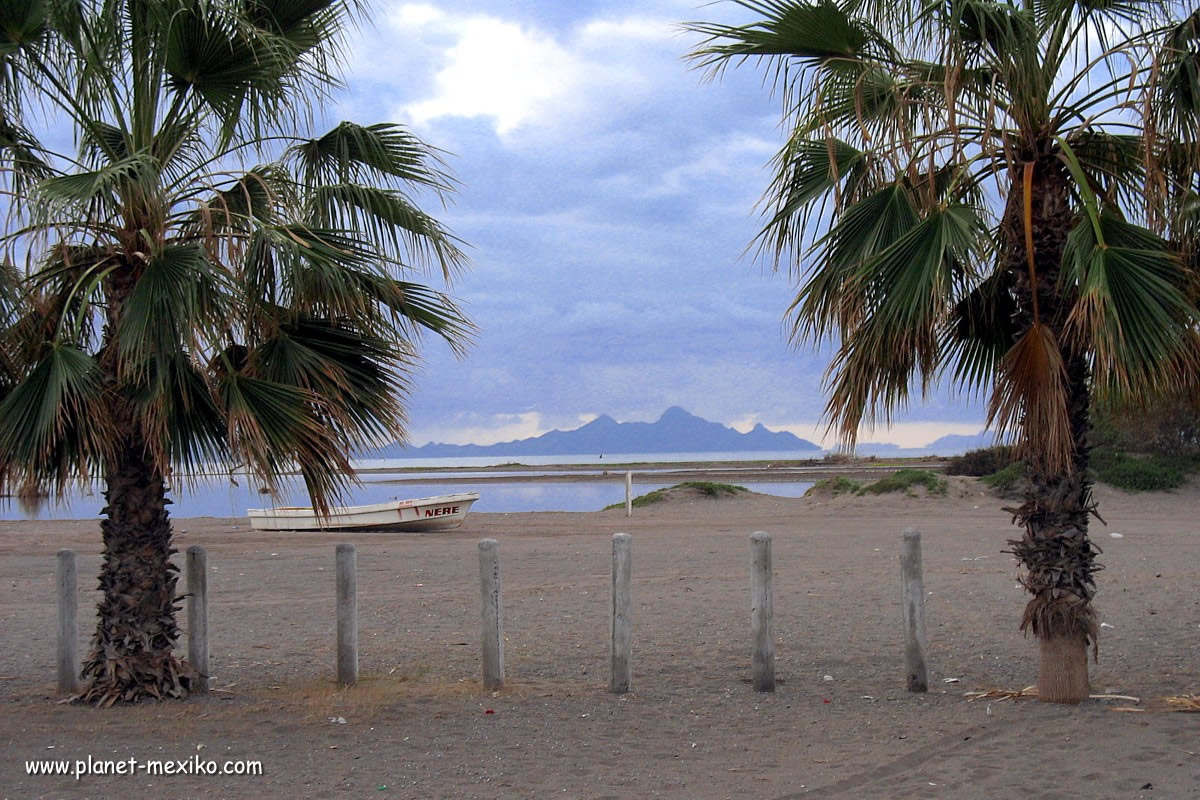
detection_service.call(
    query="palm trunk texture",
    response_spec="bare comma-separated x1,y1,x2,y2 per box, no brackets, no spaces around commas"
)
78,423,191,705
1002,155,1102,704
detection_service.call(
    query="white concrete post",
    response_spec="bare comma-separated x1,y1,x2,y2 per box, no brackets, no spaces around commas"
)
186,545,210,692
901,529,928,693
336,543,358,686
478,539,505,690
750,532,775,692
625,471,633,518
55,549,79,694
610,533,633,693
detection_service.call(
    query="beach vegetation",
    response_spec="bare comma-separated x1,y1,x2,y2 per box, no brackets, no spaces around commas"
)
0,0,470,704
981,461,1027,493
947,446,1018,478
688,0,1200,703
606,481,748,509
859,469,947,497
1091,449,1193,492
1092,394,1200,459
804,476,862,496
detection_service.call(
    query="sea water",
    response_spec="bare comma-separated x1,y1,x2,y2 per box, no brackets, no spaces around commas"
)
0,451,830,520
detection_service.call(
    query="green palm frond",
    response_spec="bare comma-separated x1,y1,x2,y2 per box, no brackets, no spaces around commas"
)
36,153,161,217
0,116,55,196
0,343,110,493
291,122,456,192
688,0,877,69
162,0,352,143
312,183,467,275
185,166,285,234
0,0,48,58
1063,132,1147,212
251,315,411,446
821,202,987,441
114,243,230,380
135,353,229,474
1062,212,1198,397
218,371,352,512
945,270,1019,393
789,182,920,340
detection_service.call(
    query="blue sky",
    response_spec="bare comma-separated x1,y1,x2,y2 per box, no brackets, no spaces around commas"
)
332,0,989,448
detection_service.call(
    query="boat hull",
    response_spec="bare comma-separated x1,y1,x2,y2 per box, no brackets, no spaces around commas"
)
247,492,479,532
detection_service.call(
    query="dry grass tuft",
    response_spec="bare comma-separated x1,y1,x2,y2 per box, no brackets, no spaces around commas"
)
1164,694,1200,712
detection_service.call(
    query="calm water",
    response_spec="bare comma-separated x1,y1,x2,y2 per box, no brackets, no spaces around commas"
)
0,458,817,520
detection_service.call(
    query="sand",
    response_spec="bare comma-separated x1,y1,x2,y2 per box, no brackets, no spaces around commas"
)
1,476,1198,799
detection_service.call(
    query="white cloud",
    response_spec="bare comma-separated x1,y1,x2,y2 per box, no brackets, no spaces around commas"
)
405,16,580,135
389,2,442,26
370,8,679,138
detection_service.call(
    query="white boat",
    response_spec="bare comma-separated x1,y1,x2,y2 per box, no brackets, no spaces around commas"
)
247,492,480,532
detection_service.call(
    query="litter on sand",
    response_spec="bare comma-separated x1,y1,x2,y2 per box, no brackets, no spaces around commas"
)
965,687,1140,705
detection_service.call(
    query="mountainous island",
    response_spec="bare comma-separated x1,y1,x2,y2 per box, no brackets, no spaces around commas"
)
373,407,822,459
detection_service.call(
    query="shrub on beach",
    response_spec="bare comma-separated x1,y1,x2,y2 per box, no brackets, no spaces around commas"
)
946,446,1017,477
859,469,947,497
804,477,862,497
980,461,1026,493
1091,449,1191,492
605,482,748,509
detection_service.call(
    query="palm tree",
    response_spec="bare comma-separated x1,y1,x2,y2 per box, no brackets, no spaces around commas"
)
687,0,1199,703
0,0,471,705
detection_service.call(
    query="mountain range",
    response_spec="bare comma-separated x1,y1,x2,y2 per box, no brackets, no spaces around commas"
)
373,406,822,459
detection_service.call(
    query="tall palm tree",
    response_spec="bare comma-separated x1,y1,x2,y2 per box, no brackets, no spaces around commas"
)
0,0,472,705
688,0,1199,703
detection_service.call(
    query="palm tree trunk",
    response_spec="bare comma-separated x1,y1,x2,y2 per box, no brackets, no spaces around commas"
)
1002,154,1102,704
1012,349,1100,703
79,263,192,705
78,415,191,705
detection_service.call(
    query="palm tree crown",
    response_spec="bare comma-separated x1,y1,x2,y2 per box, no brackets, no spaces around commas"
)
0,0,471,704
688,0,1199,702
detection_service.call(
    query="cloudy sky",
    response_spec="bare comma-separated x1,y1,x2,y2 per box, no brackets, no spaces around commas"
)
331,0,989,448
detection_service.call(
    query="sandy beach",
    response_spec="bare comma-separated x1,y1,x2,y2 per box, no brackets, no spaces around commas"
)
1,474,1198,799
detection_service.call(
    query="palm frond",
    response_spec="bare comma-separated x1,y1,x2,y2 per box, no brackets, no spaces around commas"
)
945,269,1019,394
0,343,110,494
291,122,456,193
218,371,352,513
788,182,920,339
987,322,1074,474
134,353,229,475
115,243,230,382
1062,212,1199,398
687,0,877,70
821,203,987,443
251,314,411,447
761,137,868,241
312,182,467,277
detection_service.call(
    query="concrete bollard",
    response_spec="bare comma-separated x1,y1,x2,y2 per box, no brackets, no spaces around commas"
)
901,529,928,693
336,543,358,686
56,549,79,694
478,539,504,690
625,472,633,518
750,532,775,692
186,546,210,692
610,533,633,693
